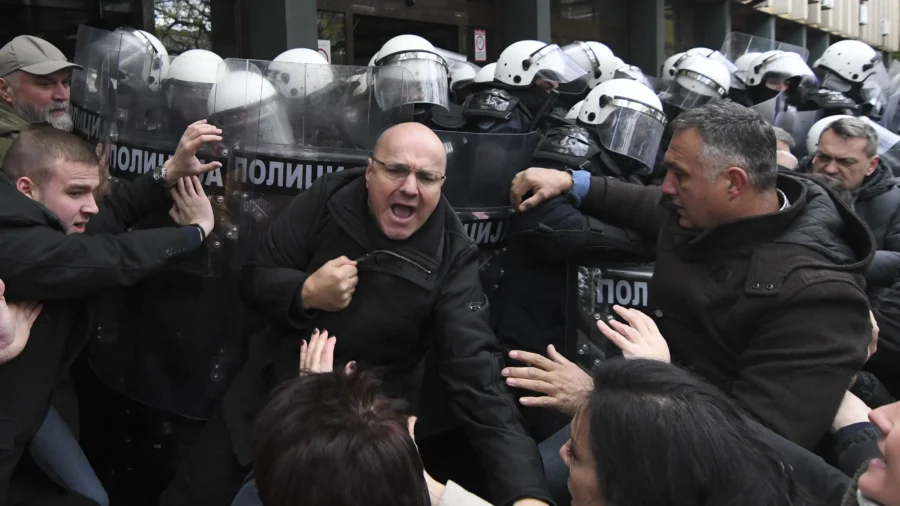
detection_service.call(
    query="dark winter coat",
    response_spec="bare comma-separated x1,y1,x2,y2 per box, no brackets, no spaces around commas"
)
853,162,900,396
0,171,203,503
228,168,552,506
581,172,876,449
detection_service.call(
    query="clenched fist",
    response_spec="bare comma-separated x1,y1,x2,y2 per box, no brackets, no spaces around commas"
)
301,256,359,311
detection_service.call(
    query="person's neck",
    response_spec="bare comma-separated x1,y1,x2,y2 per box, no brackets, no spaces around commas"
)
725,189,782,223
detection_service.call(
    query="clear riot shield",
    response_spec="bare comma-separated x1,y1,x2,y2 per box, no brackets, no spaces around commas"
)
437,130,542,245
881,92,900,134
435,130,542,300
70,26,121,146
775,107,825,159
565,263,655,367
209,60,415,257
861,117,900,174
720,32,809,65
87,51,243,420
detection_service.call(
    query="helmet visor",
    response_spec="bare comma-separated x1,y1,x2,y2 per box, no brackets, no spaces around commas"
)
593,99,666,174
660,71,726,111
374,55,450,110
524,44,590,94
720,32,809,65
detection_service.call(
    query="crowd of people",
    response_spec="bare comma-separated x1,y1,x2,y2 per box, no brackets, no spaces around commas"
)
0,21,899,506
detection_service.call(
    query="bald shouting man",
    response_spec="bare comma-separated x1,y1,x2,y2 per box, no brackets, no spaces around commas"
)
162,123,552,506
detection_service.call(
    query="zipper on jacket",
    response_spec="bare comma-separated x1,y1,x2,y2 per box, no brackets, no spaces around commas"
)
356,250,433,275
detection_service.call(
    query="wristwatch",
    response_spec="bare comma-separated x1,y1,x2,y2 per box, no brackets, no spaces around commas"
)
152,164,171,187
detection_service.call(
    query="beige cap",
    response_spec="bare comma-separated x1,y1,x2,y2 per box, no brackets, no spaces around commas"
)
0,35,83,78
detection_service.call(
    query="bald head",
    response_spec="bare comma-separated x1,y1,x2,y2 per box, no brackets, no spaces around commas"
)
373,122,446,172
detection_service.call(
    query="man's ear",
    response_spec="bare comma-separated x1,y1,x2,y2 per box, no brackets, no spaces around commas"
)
365,158,374,188
0,77,14,105
15,177,39,200
723,166,749,199
866,155,880,177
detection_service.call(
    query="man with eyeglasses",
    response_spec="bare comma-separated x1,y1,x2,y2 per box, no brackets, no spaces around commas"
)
161,122,552,506
805,117,900,397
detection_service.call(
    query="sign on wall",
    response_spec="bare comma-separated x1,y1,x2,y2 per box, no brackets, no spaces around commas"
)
474,29,487,62
317,39,332,62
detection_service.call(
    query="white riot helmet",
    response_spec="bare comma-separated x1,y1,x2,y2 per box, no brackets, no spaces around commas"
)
661,47,734,85
495,40,589,94
815,40,890,117
731,51,761,90
562,41,619,89
661,53,685,83
167,49,223,86
684,47,737,74
268,48,332,98
163,49,224,122
746,50,816,89
113,28,170,92
374,34,449,110
815,40,883,86
208,69,293,145
660,55,731,113
449,61,481,91
566,100,585,120
579,78,667,174
473,63,496,85
613,64,654,90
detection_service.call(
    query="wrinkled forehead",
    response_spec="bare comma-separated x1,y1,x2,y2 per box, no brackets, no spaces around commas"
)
818,130,870,158
379,136,447,173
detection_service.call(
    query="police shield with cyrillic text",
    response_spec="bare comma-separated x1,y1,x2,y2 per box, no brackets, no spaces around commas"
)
434,129,542,301
86,50,241,428
69,26,124,147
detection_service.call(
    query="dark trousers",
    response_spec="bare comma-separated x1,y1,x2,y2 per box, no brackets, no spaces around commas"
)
158,410,248,506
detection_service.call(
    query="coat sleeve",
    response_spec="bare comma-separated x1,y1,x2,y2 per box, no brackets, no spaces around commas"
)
580,177,665,242
0,225,201,300
731,277,871,450
867,278,900,388
239,187,320,330
864,201,900,286
86,173,171,234
430,243,553,506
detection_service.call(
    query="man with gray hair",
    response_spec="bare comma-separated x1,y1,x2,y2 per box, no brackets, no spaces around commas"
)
511,100,875,450
808,117,900,397
0,35,81,165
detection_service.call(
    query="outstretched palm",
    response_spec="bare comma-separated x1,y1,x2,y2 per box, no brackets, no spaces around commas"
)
0,280,43,364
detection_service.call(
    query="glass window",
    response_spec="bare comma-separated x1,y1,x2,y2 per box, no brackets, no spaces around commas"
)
317,10,347,65
550,0,627,57
155,0,213,53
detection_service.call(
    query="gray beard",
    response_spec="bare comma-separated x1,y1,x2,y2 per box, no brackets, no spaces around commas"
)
13,99,74,132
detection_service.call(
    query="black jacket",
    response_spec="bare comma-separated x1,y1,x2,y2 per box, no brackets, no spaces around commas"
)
853,163,900,396
581,173,875,449
229,168,552,506
0,171,202,502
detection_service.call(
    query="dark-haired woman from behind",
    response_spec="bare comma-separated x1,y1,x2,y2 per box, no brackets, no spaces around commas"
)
562,358,816,506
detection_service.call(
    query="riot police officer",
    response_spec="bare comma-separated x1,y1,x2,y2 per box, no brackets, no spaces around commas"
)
462,40,589,134
371,34,458,129
163,49,224,134
493,77,665,358
814,40,891,121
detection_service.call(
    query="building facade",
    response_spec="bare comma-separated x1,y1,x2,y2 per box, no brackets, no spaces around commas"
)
2,0,898,75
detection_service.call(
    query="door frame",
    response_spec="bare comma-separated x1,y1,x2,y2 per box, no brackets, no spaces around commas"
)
317,0,500,63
